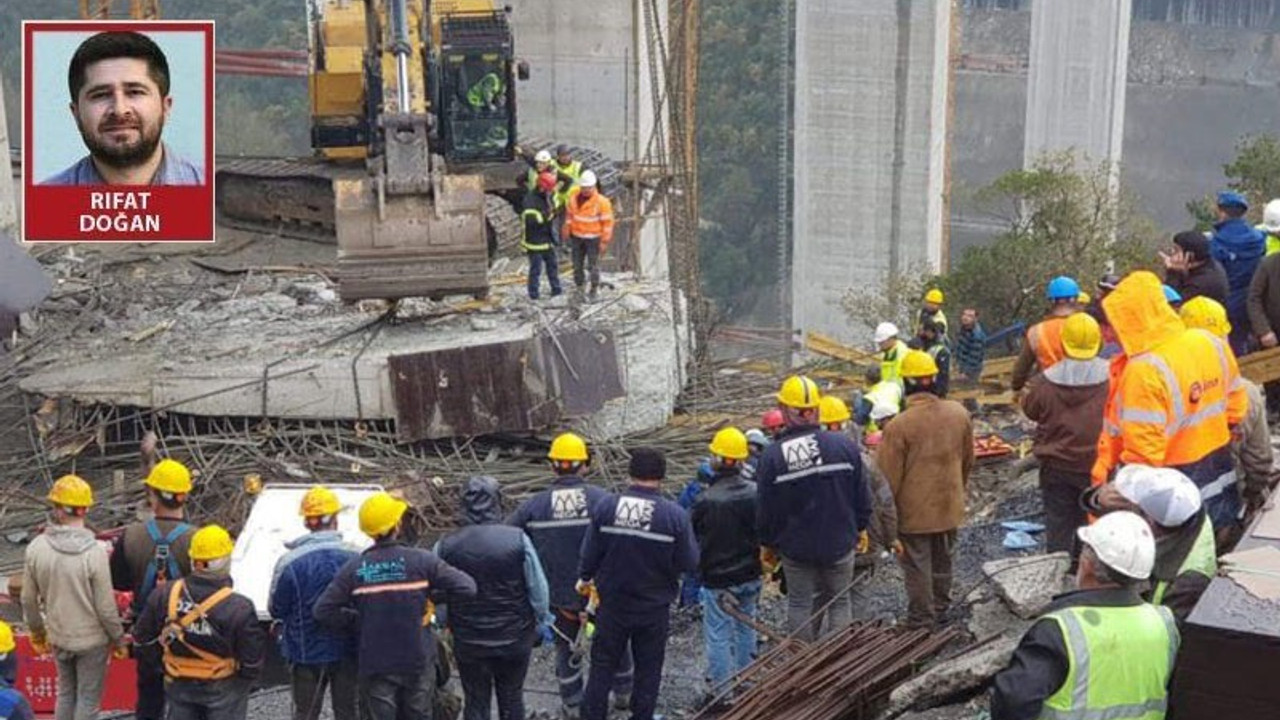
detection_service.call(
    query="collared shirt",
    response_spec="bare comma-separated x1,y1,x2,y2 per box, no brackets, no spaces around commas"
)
43,143,203,186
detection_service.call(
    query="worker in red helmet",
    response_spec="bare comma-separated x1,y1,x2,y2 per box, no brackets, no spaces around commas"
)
522,171,563,301
760,409,785,440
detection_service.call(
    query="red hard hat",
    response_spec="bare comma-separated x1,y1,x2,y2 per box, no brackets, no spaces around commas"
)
761,409,785,430
537,171,558,193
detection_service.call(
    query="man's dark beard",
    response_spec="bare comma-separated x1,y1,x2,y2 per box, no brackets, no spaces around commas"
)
79,116,164,170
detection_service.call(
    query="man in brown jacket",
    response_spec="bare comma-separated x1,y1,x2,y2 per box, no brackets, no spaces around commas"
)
1020,312,1109,562
1247,251,1280,419
877,350,974,628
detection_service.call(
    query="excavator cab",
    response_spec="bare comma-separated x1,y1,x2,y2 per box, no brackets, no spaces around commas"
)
433,11,518,164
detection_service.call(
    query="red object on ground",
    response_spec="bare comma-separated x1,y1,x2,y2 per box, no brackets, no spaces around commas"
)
14,634,137,717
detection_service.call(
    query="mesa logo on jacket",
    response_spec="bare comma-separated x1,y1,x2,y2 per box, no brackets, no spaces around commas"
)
615,496,656,532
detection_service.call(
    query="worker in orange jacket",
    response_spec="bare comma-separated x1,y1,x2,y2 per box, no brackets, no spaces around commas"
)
1011,276,1083,392
1091,271,1248,534
562,170,615,303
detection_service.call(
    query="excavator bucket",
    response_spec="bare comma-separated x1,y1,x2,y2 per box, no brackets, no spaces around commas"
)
333,173,490,301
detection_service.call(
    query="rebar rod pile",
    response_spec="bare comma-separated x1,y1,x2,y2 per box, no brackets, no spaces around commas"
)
713,622,960,720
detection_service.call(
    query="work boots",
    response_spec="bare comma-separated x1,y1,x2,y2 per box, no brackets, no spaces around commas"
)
588,285,599,303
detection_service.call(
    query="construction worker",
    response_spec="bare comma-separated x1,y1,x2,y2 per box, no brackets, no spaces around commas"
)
21,475,124,720
877,352,973,627
109,454,196,720
954,308,987,383
1097,272,1121,300
690,429,760,704
1020,313,1109,562
756,376,871,640
523,171,563,301
1160,230,1228,306
990,511,1177,720
1011,276,1081,392
1181,296,1274,519
562,170,615,303
436,476,552,720
133,525,266,720
913,288,948,339
518,148,554,192
551,145,584,214
578,448,699,720
676,461,714,608
0,622,34,720
875,322,910,388
1211,190,1267,355
1247,236,1280,422
819,395,851,433
744,429,769,468
852,429,900,622
916,320,952,398
313,492,477,720
760,409,785,440
465,71,505,114
1094,271,1247,536
1263,198,1280,255
508,432,630,720
1163,284,1183,309
854,366,904,432
268,487,359,720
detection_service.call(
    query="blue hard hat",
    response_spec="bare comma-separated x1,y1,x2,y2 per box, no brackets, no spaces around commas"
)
1046,276,1081,300
1163,285,1182,304
1217,190,1249,210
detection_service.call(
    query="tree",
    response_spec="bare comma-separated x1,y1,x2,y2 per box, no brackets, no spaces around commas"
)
1186,134,1280,229
837,264,935,338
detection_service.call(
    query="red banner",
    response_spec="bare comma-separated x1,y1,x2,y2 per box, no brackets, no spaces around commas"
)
24,186,213,242
14,634,138,717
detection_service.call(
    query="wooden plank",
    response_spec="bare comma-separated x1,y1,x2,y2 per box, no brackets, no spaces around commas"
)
805,331,876,364
1241,347,1280,385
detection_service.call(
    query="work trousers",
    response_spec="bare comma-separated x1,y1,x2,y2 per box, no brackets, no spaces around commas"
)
1038,466,1090,560
135,646,166,720
781,550,856,641
583,608,669,720
699,580,761,692
53,644,109,720
358,673,435,720
166,676,253,720
570,236,601,291
291,660,358,720
898,530,958,627
553,609,632,713
848,561,878,622
526,249,562,300
456,649,531,720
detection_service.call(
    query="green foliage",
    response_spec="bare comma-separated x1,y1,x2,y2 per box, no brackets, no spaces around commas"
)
838,264,936,336
1224,135,1280,210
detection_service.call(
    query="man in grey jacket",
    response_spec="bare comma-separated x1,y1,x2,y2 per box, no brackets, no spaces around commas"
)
22,475,124,720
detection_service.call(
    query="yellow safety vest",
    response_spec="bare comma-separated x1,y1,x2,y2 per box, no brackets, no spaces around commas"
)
880,340,909,388
1151,518,1216,606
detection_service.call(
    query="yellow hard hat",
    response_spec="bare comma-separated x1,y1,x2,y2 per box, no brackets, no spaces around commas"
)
146,459,193,495
48,475,93,508
189,525,234,562
924,288,944,305
819,396,851,425
548,432,589,462
1180,296,1231,339
300,486,341,518
708,427,749,461
359,492,408,538
0,621,13,654
900,350,940,379
1061,312,1102,360
776,375,821,409
1077,291,1092,306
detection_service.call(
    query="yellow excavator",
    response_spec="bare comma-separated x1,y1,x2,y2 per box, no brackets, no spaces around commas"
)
217,0,530,301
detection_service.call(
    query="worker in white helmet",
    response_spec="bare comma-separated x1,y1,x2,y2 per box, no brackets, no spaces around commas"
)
991,511,1178,720
874,322,909,388
561,170,615,303
1260,198,1280,255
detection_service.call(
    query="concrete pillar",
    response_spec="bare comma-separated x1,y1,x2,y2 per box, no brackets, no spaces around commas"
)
791,0,952,344
1023,0,1132,168
0,77,16,234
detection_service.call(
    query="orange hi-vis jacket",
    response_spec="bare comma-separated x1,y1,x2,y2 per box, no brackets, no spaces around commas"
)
1027,316,1068,371
1092,271,1247,486
562,189,615,249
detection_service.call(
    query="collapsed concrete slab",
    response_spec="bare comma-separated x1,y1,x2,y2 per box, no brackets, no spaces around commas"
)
968,598,1032,642
886,632,1019,714
983,552,1072,619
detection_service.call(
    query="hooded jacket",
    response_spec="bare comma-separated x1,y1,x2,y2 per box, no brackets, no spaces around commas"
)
1211,218,1266,329
436,477,550,658
21,525,124,652
1021,358,1110,473
269,530,359,666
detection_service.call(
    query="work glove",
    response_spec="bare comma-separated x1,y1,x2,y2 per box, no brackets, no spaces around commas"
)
575,579,593,597
29,630,49,657
112,637,131,660
537,625,555,648
856,530,870,554
759,547,781,577
890,540,904,556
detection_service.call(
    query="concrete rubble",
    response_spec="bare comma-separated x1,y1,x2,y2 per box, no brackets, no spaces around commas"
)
886,632,1019,715
983,552,1072,619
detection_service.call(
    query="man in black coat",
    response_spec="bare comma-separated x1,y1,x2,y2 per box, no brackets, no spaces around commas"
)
1162,230,1229,306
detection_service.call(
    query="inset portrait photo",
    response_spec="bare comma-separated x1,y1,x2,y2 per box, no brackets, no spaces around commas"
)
23,21,215,242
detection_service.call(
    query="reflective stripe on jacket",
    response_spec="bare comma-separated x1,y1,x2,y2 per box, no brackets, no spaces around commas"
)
879,340,909,388
562,189,615,247
1151,517,1216,607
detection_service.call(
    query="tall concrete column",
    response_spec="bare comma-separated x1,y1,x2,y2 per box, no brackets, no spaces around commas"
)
1024,0,1132,168
0,77,16,234
791,0,952,344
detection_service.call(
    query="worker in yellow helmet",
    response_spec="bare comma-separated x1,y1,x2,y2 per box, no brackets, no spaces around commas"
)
314,493,477,720
109,445,197,720
914,288,949,339
507,433,626,718
876,351,974,628
133,525,265,720
22,475,125,720
269,488,360,720
818,395,851,433
0,619,34,720
755,376,872,641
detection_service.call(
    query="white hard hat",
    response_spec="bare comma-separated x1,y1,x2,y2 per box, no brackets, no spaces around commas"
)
1077,510,1156,580
744,429,769,448
1264,199,1280,234
580,170,598,188
873,322,899,344
870,401,898,422
534,149,553,164
1113,464,1202,527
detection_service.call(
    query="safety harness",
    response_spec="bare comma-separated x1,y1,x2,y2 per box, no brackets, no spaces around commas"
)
161,580,238,681
134,519,191,614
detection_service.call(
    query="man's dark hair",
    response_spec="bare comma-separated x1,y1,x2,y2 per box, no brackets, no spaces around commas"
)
1083,545,1139,589
1173,230,1211,261
68,31,170,102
